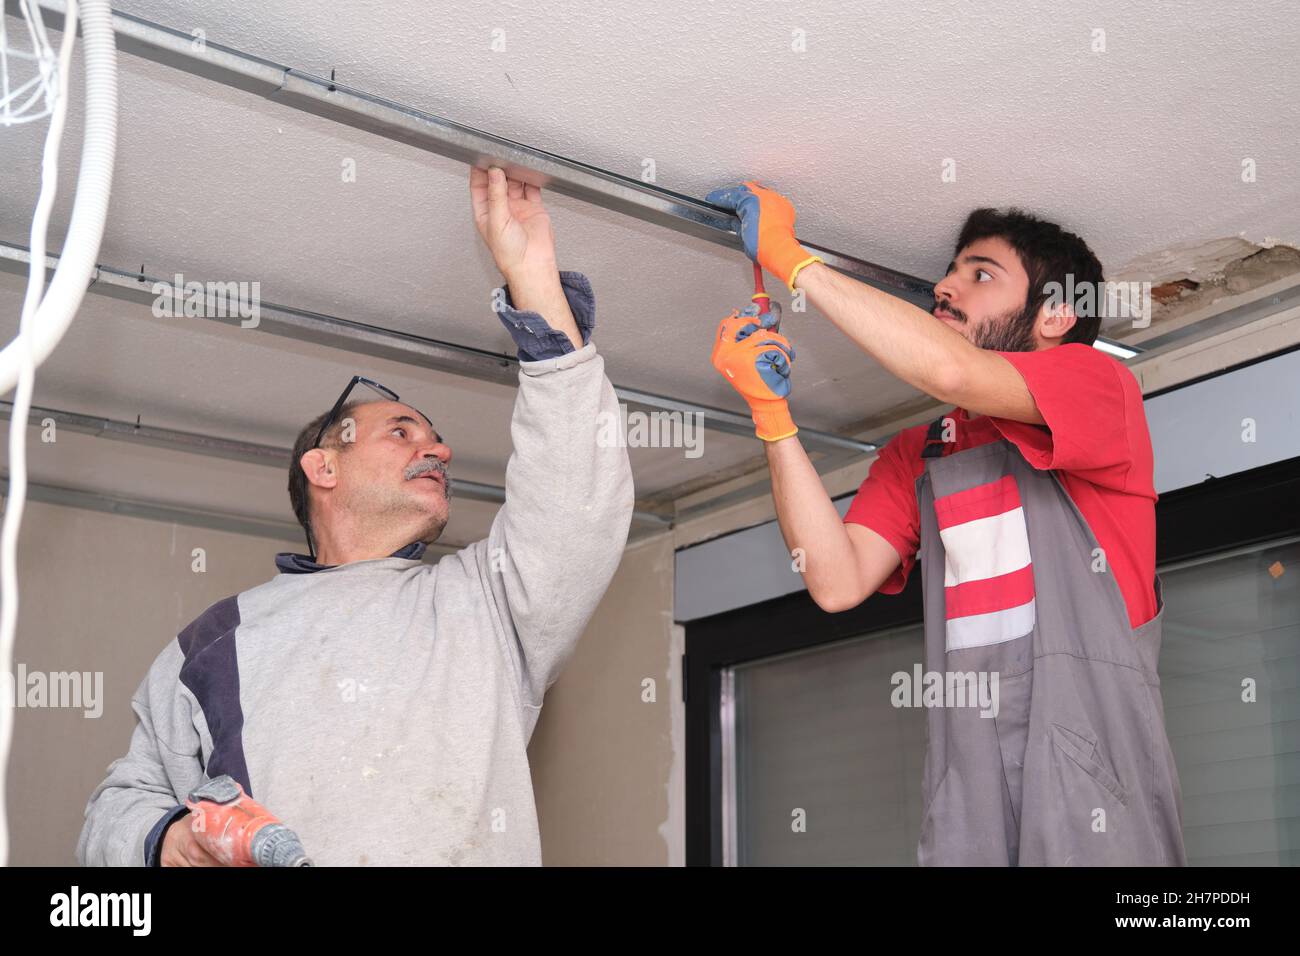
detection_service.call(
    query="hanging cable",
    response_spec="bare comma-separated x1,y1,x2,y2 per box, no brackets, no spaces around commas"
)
0,0,117,867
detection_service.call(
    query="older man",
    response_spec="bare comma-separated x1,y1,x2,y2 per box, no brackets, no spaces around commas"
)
77,167,634,866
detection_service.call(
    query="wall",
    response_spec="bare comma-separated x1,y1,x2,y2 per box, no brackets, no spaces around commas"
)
528,532,681,865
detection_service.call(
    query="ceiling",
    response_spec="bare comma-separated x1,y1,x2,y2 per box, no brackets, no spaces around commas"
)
2,0,1298,544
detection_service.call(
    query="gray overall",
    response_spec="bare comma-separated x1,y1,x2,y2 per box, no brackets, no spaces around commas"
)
913,417,1186,865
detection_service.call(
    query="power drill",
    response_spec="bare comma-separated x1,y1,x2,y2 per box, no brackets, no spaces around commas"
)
185,775,313,867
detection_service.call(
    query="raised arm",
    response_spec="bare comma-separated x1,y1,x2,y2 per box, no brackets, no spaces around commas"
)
707,301,900,613
468,167,635,706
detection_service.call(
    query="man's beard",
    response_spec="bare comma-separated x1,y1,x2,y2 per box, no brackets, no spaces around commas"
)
404,460,452,543
339,468,451,545
942,298,1040,352
414,513,449,544
968,299,1039,352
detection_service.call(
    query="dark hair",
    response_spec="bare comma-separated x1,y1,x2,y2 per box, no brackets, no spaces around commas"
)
954,208,1105,346
287,400,363,553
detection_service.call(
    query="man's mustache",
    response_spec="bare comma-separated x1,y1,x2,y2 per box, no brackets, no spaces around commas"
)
936,300,968,323
404,458,453,497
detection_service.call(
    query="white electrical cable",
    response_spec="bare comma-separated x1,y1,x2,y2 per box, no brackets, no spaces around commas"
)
0,0,75,868
0,0,116,867
0,0,117,392
0,0,60,125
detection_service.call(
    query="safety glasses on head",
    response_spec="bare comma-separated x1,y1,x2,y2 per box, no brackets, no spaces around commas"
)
313,376,434,451
303,377,438,560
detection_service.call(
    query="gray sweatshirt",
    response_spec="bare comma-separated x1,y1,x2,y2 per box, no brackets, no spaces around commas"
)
76,319,635,866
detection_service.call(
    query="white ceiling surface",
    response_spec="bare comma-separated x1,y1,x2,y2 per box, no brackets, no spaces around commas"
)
108,0,1300,265
2,1,1299,540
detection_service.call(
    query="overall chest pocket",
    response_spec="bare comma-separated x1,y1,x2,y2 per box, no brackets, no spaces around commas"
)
933,473,1036,652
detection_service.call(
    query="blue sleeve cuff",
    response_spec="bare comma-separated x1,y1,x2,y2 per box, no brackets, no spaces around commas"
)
493,270,595,362
144,804,190,867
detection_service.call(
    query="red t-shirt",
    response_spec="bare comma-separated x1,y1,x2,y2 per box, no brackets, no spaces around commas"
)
843,343,1158,629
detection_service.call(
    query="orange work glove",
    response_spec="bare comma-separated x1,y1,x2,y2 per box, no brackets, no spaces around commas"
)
711,303,798,442
705,181,824,292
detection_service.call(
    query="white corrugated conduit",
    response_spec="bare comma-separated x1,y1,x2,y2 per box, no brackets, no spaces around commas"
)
0,0,117,866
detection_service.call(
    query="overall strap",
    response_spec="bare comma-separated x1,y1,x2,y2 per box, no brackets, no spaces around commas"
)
920,416,950,460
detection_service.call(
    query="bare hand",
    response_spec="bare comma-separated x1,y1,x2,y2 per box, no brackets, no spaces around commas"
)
160,815,228,867
469,166,558,279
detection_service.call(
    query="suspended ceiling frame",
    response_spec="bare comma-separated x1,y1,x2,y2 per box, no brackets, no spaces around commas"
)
0,242,878,457
6,0,1299,541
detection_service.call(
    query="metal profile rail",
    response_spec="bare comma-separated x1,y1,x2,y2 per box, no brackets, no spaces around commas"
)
0,242,879,455
13,0,936,310
4,1,1133,459
0,400,675,527
0,476,313,545
1,1,1259,544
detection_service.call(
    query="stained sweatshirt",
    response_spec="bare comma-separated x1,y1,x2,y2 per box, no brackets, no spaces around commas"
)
76,273,636,866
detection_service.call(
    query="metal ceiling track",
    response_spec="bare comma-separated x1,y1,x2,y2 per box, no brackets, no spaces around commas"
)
0,399,675,527
14,0,1139,358
0,475,312,545
0,242,877,457
14,0,936,311
6,1,891,459
3,0,1148,524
